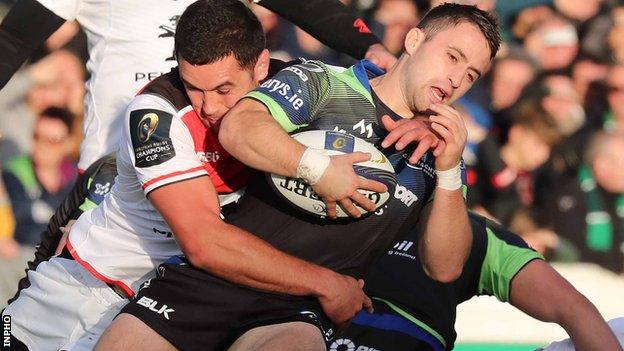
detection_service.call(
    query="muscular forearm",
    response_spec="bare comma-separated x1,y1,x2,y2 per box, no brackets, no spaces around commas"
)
511,260,622,351
256,0,380,59
219,99,305,176
184,220,339,299
559,297,622,351
418,190,471,282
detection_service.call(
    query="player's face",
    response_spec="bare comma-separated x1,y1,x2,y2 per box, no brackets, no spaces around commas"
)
179,52,268,131
401,23,492,113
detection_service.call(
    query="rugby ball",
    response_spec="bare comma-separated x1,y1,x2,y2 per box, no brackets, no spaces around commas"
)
269,130,397,218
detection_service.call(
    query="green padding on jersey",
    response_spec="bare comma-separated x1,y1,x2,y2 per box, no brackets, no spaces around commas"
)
6,156,37,192
478,228,544,302
78,177,98,212
372,297,447,348
245,91,306,132
327,65,374,106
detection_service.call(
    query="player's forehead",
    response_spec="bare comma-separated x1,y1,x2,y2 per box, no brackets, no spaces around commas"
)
179,55,248,90
427,22,492,70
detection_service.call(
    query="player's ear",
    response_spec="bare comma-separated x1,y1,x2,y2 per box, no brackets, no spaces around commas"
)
404,28,425,56
253,49,271,83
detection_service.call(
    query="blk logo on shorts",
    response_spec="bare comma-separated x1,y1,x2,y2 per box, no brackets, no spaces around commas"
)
136,296,175,320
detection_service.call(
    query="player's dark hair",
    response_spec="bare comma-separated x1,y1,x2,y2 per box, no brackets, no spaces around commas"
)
417,3,501,59
174,0,265,69
40,106,74,131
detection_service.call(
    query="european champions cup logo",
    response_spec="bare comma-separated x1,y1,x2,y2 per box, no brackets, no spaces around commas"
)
138,113,160,143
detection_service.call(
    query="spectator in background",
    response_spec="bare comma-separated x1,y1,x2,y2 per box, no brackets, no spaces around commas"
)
489,47,539,113
2,107,77,248
475,98,561,226
370,0,421,55
540,131,624,273
0,49,84,165
524,15,579,71
572,55,609,104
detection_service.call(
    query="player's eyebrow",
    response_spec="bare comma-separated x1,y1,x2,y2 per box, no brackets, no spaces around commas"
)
449,45,482,79
182,78,233,91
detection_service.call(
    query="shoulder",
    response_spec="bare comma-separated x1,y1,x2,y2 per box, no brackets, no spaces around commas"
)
136,69,189,113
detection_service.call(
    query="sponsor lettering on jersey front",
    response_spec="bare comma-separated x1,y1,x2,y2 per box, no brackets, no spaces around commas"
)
259,79,305,111
386,240,417,260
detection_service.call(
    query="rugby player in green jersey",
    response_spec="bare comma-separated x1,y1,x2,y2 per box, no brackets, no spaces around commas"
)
336,212,622,351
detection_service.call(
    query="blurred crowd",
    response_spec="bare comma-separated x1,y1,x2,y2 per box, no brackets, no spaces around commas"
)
0,0,623,304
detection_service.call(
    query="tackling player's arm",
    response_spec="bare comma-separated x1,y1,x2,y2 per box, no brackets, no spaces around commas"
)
510,260,622,351
0,0,65,89
417,104,471,282
255,0,396,70
148,175,372,325
219,62,387,218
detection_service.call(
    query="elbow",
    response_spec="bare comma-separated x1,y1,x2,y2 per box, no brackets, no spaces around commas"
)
183,244,211,270
218,114,240,153
423,264,463,283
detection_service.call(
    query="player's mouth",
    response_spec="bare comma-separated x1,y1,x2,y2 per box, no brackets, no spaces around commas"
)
430,86,449,104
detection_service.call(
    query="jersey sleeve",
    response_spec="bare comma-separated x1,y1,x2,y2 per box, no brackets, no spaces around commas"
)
255,0,380,60
122,95,207,195
477,221,544,302
0,0,65,89
245,60,331,132
36,0,80,20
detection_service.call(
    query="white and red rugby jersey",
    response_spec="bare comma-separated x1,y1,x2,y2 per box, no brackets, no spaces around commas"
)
36,0,195,170
66,69,248,297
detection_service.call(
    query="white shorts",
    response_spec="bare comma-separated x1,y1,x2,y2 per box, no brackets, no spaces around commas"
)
2,257,127,351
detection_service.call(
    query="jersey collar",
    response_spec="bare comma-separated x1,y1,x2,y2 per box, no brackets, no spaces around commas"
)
352,59,385,93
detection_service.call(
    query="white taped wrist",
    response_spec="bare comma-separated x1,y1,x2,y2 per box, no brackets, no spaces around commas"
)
436,163,462,191
296,148,330,185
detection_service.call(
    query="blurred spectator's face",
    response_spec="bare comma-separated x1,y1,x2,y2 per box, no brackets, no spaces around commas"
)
490,59,534,110
572,59,608,100
593,137,624,193
542,75,585,135
554,0,601,22
26,52,85,114
27,83,72,113
607,65,624,118
401,23,492,113
509,126,551,171
32,116,71,168
525,19,579,70
375,0,419,54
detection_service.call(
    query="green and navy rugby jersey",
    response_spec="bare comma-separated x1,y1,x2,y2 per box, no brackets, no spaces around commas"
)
225,60,465,278
356,212,544,350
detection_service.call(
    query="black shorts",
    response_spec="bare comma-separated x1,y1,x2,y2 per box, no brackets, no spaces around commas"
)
329,299,445,351
119,258,334,351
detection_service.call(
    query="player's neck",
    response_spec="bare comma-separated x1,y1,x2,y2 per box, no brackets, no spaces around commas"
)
369,70,413,119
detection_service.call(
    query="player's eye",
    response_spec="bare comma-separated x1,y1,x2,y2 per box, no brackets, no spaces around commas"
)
467,73,475,83
217,89,231,95
448,53,458,63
